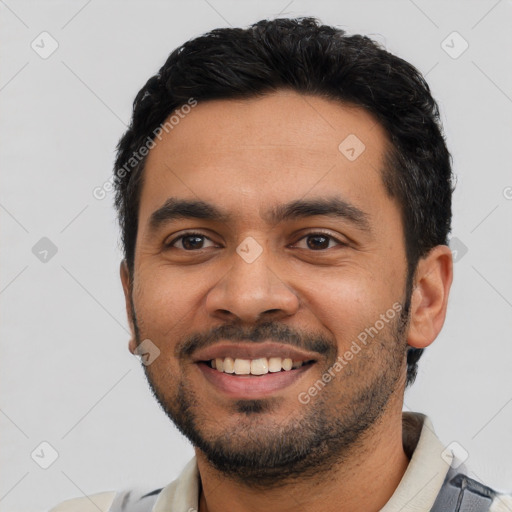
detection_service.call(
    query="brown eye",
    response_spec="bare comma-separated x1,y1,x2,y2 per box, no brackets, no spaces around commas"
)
306,234,331,250
181,235,206,250
166,232,216,250
293,232,344,251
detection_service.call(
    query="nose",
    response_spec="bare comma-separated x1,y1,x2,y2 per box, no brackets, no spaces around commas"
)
205,244,300,324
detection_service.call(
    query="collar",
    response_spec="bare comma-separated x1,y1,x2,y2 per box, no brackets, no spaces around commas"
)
380,412,453,512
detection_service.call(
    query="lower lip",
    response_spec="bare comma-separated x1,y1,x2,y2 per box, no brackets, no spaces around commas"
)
196,362,314,399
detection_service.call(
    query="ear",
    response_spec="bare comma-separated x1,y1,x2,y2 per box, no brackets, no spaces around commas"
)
407,245,453,349
120,260,137,355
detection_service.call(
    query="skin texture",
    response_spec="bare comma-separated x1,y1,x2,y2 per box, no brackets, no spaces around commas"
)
120,90,453,512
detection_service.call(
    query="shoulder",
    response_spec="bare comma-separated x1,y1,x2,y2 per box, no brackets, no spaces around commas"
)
48,487,165,512
48,456,198,511
48,491,117,512
435,464,512,512
490,494,512,512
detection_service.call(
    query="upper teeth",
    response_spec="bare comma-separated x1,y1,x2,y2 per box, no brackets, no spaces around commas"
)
211,357,304,375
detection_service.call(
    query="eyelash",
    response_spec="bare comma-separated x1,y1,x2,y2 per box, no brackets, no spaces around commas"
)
165,231,346,251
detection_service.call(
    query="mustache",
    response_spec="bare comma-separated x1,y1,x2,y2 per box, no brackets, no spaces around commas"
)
176,322,335,360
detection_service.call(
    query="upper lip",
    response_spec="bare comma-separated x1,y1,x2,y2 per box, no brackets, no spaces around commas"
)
192,342,319,363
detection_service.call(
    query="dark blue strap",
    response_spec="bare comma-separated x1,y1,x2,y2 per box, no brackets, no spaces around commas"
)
109,488,163,511
141,489,163,499
430,466,496,512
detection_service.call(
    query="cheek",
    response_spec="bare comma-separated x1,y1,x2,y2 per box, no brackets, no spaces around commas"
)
133,267,203,340
300,266,400,344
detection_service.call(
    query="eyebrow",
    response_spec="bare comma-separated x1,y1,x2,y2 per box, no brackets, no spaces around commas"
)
265,196,371,231
148,198,232,233
147,196,371,234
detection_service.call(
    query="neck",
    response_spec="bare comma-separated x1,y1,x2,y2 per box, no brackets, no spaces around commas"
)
195,402,410,512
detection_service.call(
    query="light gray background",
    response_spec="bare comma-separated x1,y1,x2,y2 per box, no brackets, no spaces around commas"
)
1,0,511,510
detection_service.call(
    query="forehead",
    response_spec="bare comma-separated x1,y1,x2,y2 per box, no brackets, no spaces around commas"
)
138,90,394,229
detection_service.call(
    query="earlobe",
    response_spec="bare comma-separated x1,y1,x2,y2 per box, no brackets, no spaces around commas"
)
120,260,137,355
128,337,137,355
407,245,453,349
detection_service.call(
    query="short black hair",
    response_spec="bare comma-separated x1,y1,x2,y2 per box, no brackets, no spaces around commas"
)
113,17,454,388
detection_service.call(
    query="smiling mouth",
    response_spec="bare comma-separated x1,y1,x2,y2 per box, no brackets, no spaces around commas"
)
200,357,316,376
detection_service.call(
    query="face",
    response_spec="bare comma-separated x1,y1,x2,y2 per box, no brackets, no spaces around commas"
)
123,90,411,485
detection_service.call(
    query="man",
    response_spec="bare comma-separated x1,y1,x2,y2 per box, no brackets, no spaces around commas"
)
51,17,510,512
